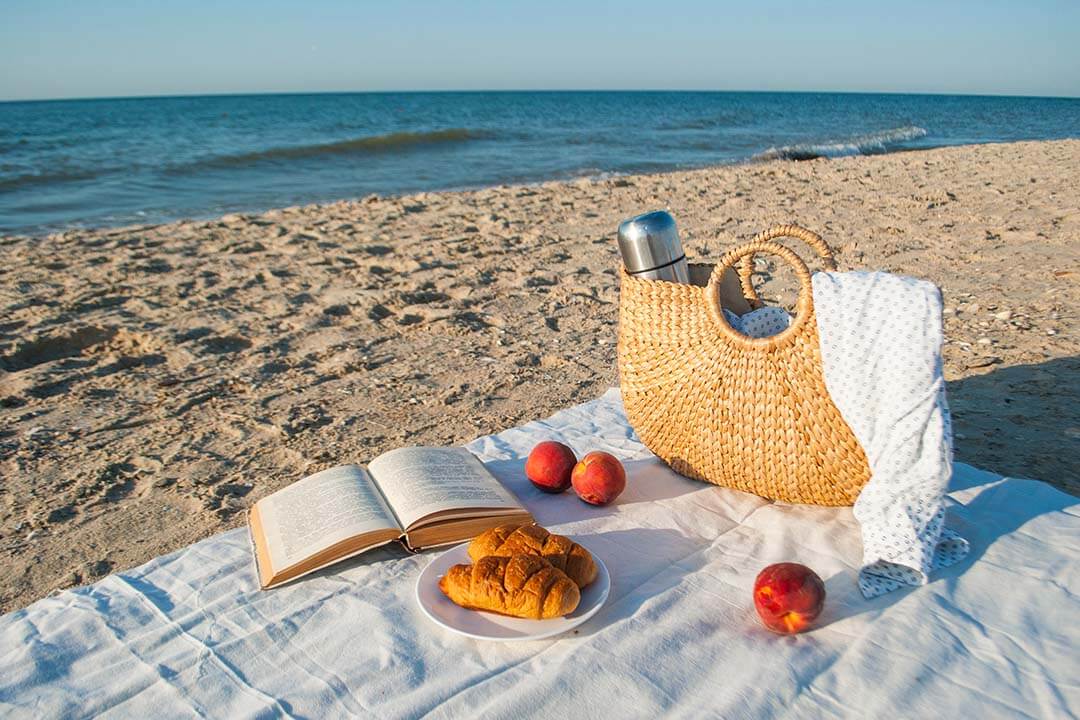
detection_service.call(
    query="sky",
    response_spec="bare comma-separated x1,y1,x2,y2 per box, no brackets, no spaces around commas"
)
2,0,1078,101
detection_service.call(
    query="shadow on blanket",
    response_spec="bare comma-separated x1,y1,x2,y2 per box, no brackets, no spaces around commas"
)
482,457,706,528
821,464,1078,626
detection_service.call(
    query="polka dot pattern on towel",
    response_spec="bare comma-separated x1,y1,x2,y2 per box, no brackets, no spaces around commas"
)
813,270,969,598
721,306,791,338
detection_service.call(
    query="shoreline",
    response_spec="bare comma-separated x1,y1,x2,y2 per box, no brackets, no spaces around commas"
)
6,136,1066,240
1,138,1077,613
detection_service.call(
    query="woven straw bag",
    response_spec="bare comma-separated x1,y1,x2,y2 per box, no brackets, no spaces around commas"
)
617,225,871,506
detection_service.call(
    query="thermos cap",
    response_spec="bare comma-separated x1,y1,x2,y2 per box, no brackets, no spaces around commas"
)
617,210,686,275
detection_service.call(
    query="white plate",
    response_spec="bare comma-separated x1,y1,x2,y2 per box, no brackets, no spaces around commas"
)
415,541,610,642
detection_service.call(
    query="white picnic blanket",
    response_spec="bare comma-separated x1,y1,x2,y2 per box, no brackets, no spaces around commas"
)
1,389,1077,718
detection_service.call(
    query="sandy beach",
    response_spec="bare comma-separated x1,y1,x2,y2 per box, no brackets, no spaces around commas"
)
0,138,1077,613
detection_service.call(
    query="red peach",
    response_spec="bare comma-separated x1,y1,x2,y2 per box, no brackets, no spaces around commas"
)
525,441,577,493
571,451,626,505
753,562,826,634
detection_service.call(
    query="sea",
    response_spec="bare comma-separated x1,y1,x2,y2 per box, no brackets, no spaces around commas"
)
1,91,1078,236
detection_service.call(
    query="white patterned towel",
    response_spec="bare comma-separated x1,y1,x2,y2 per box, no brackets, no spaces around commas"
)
724,271,969,598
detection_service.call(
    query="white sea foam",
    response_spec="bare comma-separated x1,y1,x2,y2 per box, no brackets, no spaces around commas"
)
753,125,929,161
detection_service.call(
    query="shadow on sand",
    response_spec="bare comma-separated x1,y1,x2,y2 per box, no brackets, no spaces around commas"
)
947,355,1079,495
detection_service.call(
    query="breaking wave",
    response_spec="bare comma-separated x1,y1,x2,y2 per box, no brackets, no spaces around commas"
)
752,125,929,161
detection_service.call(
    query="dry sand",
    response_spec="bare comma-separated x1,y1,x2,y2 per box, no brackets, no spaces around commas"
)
1,139,1077,612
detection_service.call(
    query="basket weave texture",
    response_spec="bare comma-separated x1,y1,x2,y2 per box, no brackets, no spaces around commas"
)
617,225,871,506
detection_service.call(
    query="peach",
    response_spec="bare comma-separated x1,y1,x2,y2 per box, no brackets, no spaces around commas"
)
525,441,577,493
571,451,626,505
753,562,826,634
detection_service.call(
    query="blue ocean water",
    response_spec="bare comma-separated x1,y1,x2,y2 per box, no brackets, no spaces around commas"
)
1,91,1078,235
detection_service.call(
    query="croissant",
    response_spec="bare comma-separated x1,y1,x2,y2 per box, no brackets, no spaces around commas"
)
439,554,580,619
468,524,598,588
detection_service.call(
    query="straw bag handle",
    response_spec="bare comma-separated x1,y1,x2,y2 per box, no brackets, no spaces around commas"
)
738,225,836,309
706,240,814,351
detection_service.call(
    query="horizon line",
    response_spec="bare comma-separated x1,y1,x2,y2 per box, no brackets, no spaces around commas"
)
3,87,1079,105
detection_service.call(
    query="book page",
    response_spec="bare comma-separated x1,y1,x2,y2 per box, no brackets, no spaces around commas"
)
257,465,400,572
368,447,522,530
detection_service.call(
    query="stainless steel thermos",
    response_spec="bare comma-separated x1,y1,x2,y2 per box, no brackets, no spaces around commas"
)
616,210,690,283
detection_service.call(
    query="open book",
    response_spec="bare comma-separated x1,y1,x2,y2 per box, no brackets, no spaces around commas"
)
249,446,531,589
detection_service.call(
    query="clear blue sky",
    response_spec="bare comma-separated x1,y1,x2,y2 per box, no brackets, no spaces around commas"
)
2,0,1078,101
